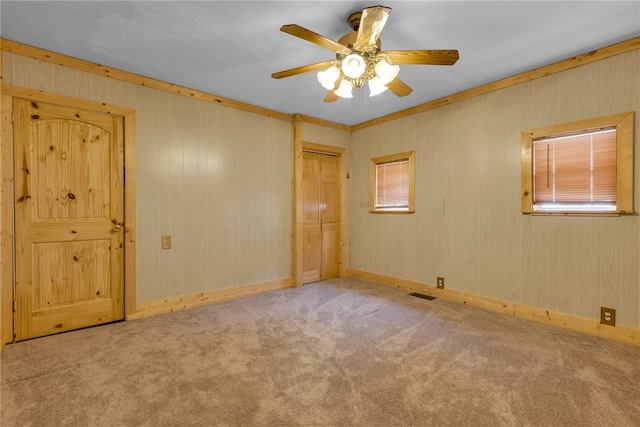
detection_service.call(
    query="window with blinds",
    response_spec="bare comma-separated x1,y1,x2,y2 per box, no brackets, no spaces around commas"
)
521,112,634,215
376,160,409,209
370,151,415,213
533,128,616,211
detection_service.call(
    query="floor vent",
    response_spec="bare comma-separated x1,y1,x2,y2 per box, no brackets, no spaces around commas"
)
409,292,437,301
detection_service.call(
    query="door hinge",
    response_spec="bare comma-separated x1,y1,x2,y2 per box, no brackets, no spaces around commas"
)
12,111,15,124
13,300,17,312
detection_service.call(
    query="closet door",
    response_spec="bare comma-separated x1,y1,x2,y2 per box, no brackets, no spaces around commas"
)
301,151,339,283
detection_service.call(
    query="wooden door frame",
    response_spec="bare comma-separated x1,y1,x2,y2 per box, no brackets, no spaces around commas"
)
292,125,346,287
0,86,137,348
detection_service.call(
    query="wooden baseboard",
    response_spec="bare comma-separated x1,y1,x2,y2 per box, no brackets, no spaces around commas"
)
347,269,640,346
128,278,294,320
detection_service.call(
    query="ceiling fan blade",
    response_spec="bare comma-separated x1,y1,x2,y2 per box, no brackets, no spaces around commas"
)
354,6,391,50
272,60,335,79
384,50,460,66
324,91,339,103
324,75,344,103
387,78,413,97
280,24,351,54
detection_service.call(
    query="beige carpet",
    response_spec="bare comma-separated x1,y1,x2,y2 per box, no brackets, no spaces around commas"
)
1,277,639,426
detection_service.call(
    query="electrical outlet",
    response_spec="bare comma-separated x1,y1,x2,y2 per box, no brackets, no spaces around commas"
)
161,235,172,250
436,277,445,289
600,307,615,326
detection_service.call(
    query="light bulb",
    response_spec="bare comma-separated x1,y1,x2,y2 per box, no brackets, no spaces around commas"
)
368,76,389,97
341,54,366,79
334,80,353,98
317,66,340,90
375,59,399,84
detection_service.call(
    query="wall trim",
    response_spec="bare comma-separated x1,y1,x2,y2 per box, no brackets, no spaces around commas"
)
2,37,637,132
0,38,293,123
347,269,640,346
292,114,349,131
2,84,135,117
128,278,294,320
350,37,640,131
0,97,13,352
0,39,349,129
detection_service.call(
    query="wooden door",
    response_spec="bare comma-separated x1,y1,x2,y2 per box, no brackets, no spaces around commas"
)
301,151,339,283
13,98,125,340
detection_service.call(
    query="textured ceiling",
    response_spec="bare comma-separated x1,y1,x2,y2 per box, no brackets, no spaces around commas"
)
1,1,639,126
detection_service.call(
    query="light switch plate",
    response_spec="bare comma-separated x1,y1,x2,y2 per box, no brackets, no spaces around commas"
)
162,235,172,249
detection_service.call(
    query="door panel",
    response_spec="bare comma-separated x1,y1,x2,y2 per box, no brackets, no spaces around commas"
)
14,98,124,340
321,221,338,279
302,157,321,283
33,240,111,308
301,151,340,283
320,159,338,280
301,227,321,283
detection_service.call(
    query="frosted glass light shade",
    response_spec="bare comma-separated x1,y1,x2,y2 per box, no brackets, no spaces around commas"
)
334,80,353,98
342,54,366,79
317,66,340,90
368,76,389,97
375,59,399,84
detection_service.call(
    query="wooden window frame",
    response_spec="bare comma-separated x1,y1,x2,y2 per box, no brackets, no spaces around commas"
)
369,151,415,214
521,112,634,215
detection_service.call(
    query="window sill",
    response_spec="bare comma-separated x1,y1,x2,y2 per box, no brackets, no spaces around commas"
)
369,209,415,214
527,211,631,217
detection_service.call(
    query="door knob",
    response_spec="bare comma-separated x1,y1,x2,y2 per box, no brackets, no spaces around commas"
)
111,224,122,233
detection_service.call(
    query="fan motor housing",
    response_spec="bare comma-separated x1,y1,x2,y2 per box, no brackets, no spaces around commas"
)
338,32,358,48
337,31,382,53
348,12,362,31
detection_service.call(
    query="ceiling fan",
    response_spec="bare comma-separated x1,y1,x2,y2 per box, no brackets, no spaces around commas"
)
271,5,459,102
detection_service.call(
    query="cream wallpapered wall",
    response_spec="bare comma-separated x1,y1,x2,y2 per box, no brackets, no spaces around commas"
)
301,123,350,150
349,51,640,328
3,52,293,304
3,49,639,329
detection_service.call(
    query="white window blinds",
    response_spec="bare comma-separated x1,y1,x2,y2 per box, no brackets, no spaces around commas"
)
375,160,409,209
533,128,616,210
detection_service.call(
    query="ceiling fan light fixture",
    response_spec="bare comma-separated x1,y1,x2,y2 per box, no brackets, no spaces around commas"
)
368,76,389,97
334,80,353,98
273,5,459,103
375,59,399,84
317,65,340,90
342,53,366,79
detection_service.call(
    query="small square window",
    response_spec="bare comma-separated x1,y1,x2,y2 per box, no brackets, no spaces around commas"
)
521,112,634,215
370,151,415,213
